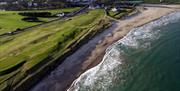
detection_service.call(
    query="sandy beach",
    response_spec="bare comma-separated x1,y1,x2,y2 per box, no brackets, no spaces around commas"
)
81,5,180,71
32,5,180,91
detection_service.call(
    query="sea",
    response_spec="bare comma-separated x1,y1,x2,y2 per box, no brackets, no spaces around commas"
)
68,11,180,91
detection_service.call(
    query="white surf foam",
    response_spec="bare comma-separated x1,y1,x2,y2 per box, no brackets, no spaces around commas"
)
68,12,180,91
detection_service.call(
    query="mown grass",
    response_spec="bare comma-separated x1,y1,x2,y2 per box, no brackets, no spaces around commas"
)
0,7,80,35
0,9,106,90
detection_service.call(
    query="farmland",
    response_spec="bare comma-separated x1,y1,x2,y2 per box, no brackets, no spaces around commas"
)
0,9,111,91
0,7,80,35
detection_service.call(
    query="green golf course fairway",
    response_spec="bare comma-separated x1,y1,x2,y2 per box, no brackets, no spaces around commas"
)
0,9,110,91
0,7,80,35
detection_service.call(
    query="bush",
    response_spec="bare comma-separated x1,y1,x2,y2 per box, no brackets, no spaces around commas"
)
16,28,22,31
18,12,52,17
22,17,41,22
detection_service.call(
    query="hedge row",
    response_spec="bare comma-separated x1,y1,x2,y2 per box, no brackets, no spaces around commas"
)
22,17,42,22
18,12,52,17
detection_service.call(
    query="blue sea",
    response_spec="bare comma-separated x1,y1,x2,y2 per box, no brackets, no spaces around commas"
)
68,11,180,91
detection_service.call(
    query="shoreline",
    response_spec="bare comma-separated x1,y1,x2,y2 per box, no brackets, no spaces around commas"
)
31,21,118,91
81,5,180,75
69,5,180,90
31,5,180,91
68,6,180,91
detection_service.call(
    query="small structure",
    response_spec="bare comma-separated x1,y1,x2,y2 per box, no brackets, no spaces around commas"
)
111,7,118,12
56,13,65,17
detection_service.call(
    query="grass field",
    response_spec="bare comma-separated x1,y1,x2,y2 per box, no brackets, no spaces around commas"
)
0,7,80,35
0,9,108,91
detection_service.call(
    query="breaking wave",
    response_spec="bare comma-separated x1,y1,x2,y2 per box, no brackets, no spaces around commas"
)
68,12,180,91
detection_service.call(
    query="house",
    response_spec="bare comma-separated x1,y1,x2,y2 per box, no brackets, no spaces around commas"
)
111,7,117,12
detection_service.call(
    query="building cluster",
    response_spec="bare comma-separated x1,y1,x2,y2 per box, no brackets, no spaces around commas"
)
0,0,95,10
0,0,143,10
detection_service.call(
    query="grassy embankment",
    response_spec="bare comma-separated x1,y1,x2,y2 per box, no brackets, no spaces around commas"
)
0,9,111,91
107,8,135,19
0,7,80,35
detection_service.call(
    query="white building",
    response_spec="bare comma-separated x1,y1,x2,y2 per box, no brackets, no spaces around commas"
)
57,13,65,17
111,7,118,12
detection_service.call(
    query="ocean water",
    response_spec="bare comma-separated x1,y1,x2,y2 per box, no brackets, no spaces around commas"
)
68,12,180,91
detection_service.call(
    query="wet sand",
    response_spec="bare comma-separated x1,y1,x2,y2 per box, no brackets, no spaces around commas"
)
31,21,119,91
